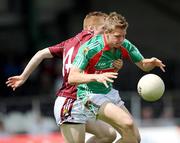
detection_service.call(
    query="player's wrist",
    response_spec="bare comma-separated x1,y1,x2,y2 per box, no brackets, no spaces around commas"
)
92,74,98,82
20,74,28,81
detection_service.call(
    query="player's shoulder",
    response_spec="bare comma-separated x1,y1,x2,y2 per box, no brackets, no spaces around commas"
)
63,30,92,43
80,34,103,56
122,39,132,47
85,35,103,51
76,30,94,41
121,38,138,51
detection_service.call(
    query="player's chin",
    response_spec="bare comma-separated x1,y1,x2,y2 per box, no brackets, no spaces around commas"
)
114,45,120,48
114,44,121,48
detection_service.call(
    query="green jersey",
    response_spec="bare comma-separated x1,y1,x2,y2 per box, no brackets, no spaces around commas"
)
73,34,144,98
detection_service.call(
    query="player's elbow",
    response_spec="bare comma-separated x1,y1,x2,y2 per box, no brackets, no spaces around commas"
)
68,72,77,85
68,67,82,85
37,48,52,59
68,76,75,85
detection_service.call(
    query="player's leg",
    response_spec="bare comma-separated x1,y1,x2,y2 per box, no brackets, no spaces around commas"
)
54,96,116,143
98,102,139,143
120,105,141,143
60,123,85,143
85,119,117,143
86,89,139,143
104,89,140,143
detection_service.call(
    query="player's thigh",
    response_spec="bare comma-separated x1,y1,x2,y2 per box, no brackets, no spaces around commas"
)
85,119,116,138
120,105,132,116
60,123,85,143
98,102,134,127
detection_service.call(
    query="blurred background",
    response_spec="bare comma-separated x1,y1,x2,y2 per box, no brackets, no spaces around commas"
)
0,0,180,142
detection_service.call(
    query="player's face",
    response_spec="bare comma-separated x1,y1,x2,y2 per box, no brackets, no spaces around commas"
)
107,27,126,48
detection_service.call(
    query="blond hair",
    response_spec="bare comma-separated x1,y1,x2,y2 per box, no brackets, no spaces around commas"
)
83,11,108,30
104,12,128,33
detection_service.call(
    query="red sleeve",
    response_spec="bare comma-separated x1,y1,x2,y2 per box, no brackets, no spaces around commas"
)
48,41,65,59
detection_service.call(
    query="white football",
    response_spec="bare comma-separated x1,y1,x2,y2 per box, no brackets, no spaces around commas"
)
137,74,165,102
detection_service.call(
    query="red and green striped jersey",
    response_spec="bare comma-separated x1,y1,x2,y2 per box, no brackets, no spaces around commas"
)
73,34,144,97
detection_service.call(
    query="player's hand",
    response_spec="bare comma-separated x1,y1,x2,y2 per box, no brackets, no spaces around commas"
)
113,59,123,72
95,72,118,88
150,57,166,72
6,75,26,91
143,57,166,72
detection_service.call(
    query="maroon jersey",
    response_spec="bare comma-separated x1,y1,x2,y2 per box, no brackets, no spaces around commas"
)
49,30,94,99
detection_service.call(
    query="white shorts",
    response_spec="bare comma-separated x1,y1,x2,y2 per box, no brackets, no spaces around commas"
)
86,88,124,116
54,96,95,126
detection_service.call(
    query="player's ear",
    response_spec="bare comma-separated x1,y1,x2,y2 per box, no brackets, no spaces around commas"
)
88,25,94,31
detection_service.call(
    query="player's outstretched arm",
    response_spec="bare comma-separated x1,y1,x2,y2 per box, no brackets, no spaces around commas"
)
135,57,166,72
68,66,118,88
6,48,53,91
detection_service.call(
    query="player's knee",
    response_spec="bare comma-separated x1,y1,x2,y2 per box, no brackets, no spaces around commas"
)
124,131,141,143
122,118,134,129
126,136,141,143
107,129,117,142
101,135,116,143
134,127,141,143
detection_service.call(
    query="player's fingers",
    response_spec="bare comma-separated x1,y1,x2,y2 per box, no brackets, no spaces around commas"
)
113,60,121,64
161,63,166,67
106,72,118,78
107,74,118,79
6,80,11,84
6,79,15,84
12,84,16,88
107,72,118,75
13,87,16,91
113,59,122,64
104,77,114,83
156,62,165,72
113,63,117,66
160,66,165,72
114,59,122,62
6,79,15,85
7,83,14,87
8,76,16,80
8,76,20,82
112,72,118,75
113,63,122,69
103,81,109,88
12,85,18,90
